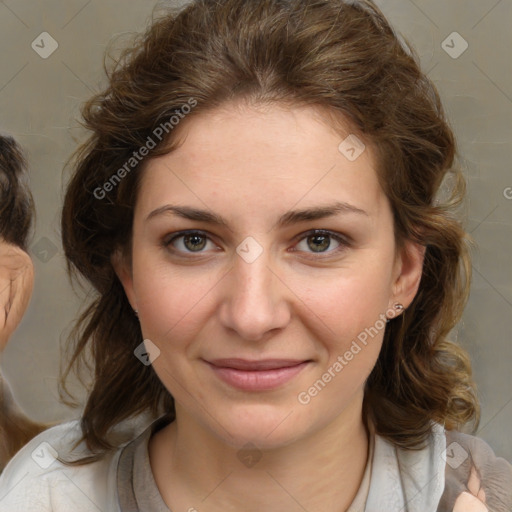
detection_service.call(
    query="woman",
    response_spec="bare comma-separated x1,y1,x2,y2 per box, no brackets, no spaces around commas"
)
0,0,510,510
0,135,47,472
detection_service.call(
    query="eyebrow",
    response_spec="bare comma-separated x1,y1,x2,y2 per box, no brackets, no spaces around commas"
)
145,201,369,228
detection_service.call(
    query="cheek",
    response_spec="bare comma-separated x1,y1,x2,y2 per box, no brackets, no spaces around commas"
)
132,258,220,346
294,275,388,410
285,257,393,393
290,260,393,336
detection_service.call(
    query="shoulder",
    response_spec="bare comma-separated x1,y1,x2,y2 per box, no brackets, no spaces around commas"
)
0,416,149,512
439,429,512,512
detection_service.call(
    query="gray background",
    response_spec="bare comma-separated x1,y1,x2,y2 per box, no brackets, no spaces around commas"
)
1,0,511,461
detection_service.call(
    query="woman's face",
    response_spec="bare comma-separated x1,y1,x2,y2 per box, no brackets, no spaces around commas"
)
116,102,424,449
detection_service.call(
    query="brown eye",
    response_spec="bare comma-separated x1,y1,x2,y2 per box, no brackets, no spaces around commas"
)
166,231,214,254
307,233,331,252
293,230,349,257
183,233,207,252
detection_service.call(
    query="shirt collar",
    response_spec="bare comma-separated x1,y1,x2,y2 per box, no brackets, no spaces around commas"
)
365,422,446,512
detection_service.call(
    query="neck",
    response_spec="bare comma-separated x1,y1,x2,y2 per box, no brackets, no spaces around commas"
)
149,393,370,512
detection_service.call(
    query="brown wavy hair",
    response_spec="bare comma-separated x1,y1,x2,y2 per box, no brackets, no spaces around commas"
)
60,0,479,463
0,136,34,251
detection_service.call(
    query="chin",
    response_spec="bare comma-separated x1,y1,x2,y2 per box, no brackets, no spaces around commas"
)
210,403,308,450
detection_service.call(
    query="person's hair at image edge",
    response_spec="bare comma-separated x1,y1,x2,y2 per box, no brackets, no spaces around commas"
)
0,135,47,470
59,0,479,465
0,137,34,251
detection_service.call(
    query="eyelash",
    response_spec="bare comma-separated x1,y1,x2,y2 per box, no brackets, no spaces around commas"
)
163,229,351,258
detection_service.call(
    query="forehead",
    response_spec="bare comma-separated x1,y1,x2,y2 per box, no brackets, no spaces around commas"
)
137,102,387,221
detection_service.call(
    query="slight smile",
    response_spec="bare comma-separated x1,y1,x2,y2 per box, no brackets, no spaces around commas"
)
203,358,312,391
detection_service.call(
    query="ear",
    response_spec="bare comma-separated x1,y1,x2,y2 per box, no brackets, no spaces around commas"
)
390,240,426,309
111,248,137,311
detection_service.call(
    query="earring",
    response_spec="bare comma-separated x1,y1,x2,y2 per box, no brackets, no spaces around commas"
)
133,309,139,317
386,302,404,321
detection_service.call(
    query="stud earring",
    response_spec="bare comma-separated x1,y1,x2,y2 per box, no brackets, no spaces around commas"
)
386,302,404,321
133,309,139,317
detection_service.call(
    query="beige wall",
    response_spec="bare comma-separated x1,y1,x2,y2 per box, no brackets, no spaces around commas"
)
1,0,510,461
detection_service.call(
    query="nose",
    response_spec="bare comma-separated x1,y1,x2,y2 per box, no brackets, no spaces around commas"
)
218,249,291,342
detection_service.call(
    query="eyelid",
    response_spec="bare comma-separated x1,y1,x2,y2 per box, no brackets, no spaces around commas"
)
164,229,213,244
292,229,352,245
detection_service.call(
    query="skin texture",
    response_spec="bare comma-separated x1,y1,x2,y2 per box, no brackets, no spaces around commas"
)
0,239,45,474
454,491,488,512
0,240,33,352
114,102,425,511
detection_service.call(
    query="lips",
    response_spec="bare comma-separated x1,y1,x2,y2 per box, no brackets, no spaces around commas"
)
207,358,308,371
204,358,311,391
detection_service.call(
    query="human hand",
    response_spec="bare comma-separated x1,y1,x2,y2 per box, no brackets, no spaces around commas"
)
0,240,34,352
452,467,488,511
440,430,512,512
